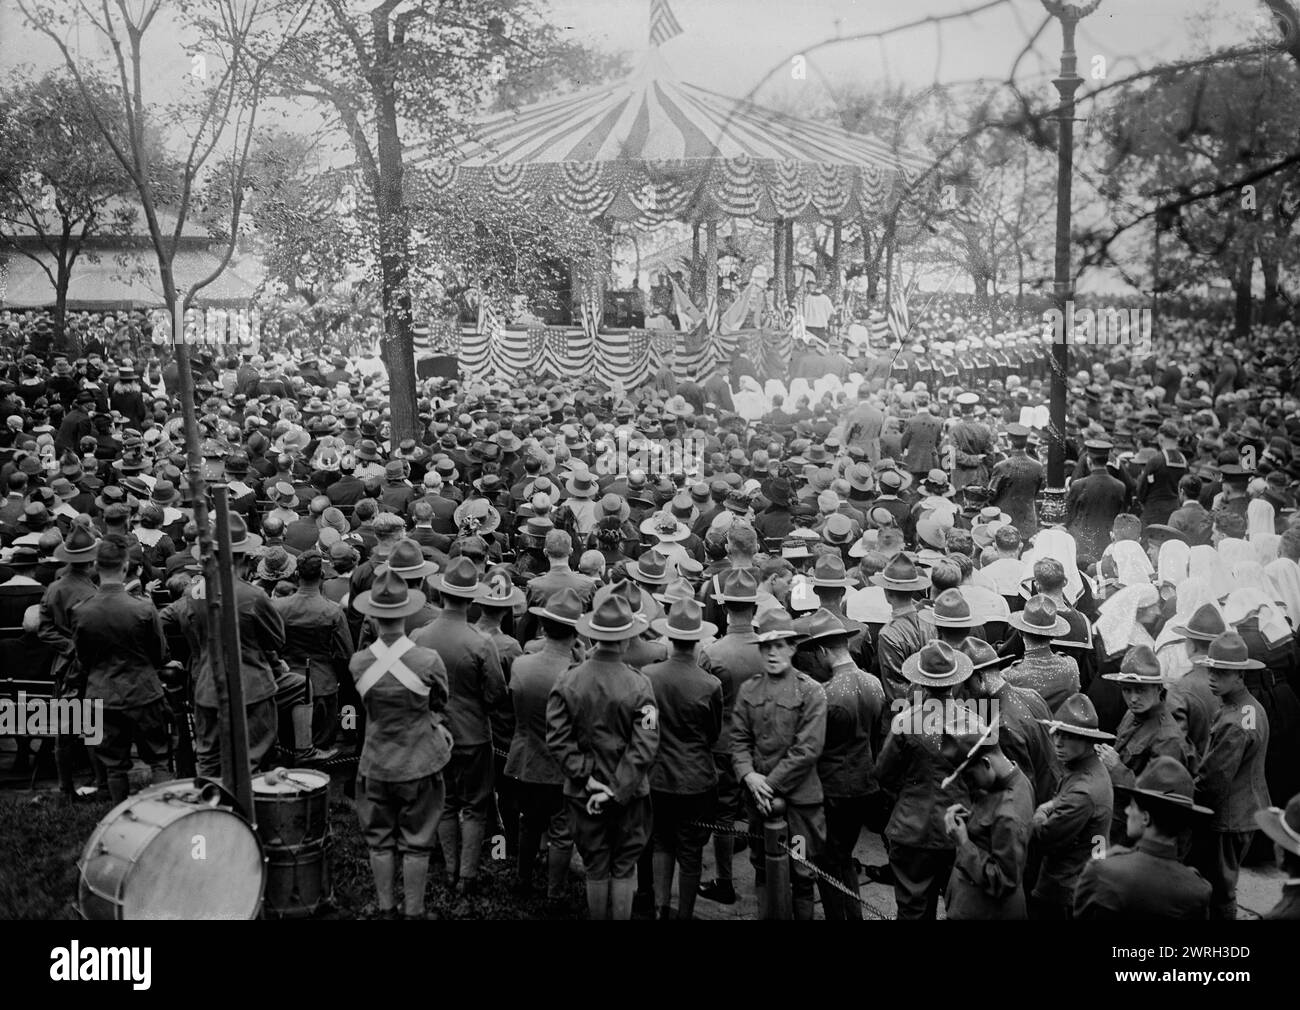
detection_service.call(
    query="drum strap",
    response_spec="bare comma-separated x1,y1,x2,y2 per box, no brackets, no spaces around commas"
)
355,637,428,698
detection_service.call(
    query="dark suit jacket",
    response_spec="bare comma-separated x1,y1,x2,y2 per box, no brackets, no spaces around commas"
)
900,412,943,473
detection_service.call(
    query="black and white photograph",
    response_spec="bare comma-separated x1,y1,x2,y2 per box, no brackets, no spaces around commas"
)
0,0,1297,984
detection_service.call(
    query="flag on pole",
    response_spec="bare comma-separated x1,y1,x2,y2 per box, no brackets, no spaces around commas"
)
887,287,911,345
649,0,683,47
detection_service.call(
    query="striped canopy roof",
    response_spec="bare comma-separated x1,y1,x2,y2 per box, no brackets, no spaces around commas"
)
416,54,929,224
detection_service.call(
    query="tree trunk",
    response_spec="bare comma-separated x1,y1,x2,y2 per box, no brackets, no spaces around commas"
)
54,263,71,354
1233,255,1254,339
1261,251,1280,325
374,86,418,443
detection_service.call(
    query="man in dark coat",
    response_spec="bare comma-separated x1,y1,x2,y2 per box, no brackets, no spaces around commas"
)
1066,440,1129,561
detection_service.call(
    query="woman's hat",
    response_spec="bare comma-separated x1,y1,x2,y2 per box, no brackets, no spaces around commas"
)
528,586,584,625
453,498,501,536
474,570,525,609
1171,602,1227,642
1255,793,1300,856
355,440,381,462
626,550,670,585
901,640,975,687
150,480,180,507
53,524,100,563
1008,594,1070,638
651,597,717,641
430,556,485,598
256,546,297,583
354,566,428,619
1203,630,1265,670
1103,643,1165,684
870,555,932,592
564,466,600,498
599,493,630,522
876,468,911,493
1115,756,1212,816
922,469,956,497
640,512,690,542
577,594,650,642
385,538,440,580
1037,692,1116,740
271,482,299,509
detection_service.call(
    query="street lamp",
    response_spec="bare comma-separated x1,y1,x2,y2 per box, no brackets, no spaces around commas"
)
1039,0,1101,524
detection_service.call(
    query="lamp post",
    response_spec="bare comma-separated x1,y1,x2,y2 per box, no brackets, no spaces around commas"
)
1039,0,1101,522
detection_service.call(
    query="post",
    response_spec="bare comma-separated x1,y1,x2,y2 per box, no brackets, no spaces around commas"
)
212,485,253,820
763,798,793,920
1043,2,1098,499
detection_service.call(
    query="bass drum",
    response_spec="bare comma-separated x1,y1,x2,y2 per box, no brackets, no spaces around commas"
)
79,779,264,920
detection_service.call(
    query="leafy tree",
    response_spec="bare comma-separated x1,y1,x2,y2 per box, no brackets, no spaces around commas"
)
0,70,136,347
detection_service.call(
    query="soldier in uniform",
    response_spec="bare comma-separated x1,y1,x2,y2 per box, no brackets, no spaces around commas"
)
507,587,582,905
1256,793,1300,919
1065,439,1129,562
410,557,506,896
989,423,1045,541
1074,756,1212,919
644,598,723,919
38,522,101,794
1192,631,1272,920
1030,693,1115,919
731,607,827,920
876,640,974,920
1136,421,1188,527
351,567,451,919
947,392,995,493
547,594,660,920
939,709,1035,919
697,568,766,905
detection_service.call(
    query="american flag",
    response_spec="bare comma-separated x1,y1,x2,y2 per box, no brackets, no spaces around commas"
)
628,328,651,360
887,286,912,345
548,328,569,360
649,0,683,47
527,327,548,363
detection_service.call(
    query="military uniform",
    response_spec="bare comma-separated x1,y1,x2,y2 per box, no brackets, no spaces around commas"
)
1192,685,1271,919
1066,463,1130,562
876,701,972,920
989,682,1061,805
731,664,828,918
1073,837,1212,919
1031,751,1114,919
945,765,1035,920
1167,662,1215,764
274,585,354,749
1136,447,1188,527
351,631,451,872
410,609,509,887
546,644,660,885
1005,647,1081,715
38,567,98,792
989,448,1046,541
506,637,576,897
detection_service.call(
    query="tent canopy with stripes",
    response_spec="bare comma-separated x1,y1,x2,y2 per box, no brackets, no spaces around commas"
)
415,49,928,225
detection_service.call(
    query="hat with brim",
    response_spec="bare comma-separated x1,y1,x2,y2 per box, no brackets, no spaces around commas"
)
1203,630,1265,670
565,469,599,498
430,556,485,598
355,570,428,619
474,577,526,610
190,514,262,557
650,599,717,642
1008,595,1070,638
752,609,802,643
1102,644,1165,684
939,714,1003,788
1115,756,1212,817
1255,795,1300,856
1037,692,1115,740
626,552,671,585
715,569,760,603
901,640,974,688
797,607,854,643
53,526,100,563
453,499,502,536
958,636,1012,672
577,596,650,642
870,556,931,592
640,514,690,541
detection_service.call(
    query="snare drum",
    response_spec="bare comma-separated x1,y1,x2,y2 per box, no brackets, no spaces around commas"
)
79,779,264,920
252,768,332,918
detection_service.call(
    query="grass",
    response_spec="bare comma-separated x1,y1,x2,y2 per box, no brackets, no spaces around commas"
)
0,789,588,920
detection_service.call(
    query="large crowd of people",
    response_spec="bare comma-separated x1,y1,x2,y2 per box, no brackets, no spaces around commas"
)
2,301,1300,922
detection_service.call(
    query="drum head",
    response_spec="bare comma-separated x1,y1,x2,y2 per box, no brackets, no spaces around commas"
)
252,769,330,794
125,808,263,920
